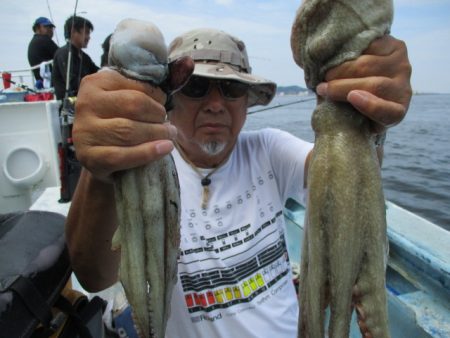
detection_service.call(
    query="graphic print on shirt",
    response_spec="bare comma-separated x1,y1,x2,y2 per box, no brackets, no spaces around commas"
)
181,214,290,313
177,169,293,323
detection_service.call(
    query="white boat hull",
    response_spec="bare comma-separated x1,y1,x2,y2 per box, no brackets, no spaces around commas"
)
0,100,61,213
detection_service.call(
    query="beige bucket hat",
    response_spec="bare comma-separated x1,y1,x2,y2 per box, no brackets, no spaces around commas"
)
168,28,277,107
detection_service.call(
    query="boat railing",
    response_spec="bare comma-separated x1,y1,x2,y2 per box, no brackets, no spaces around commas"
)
1,60,53,91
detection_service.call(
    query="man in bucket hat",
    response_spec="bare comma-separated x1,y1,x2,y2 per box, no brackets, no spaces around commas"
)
66,28,411,337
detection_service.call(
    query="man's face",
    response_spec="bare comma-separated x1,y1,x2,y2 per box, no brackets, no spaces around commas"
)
71,27,91,49
37,25,54,38
169,75,248,167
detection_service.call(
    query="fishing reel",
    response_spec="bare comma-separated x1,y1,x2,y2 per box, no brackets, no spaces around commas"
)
58,96,80,203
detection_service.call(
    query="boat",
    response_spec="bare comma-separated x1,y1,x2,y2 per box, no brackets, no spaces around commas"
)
1,71,449,337
284,198,450,338
0,68,79,214
26,187,450,337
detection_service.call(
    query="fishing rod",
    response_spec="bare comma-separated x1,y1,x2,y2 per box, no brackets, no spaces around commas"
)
46,0,60,45
248,96,315,115
63,0,79,102
75,15,88,91
59,0,79,203
0,73,38,93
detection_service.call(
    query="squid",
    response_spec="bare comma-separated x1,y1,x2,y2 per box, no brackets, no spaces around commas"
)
291,1,392,337
109,19,192,338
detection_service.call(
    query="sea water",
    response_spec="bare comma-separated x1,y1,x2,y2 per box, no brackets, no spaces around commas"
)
245,94,450,232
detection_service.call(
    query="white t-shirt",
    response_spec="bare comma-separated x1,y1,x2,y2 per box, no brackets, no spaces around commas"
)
165,128,313,338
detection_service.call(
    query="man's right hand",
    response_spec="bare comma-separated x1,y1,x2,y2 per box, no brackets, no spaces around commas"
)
73,68,177,183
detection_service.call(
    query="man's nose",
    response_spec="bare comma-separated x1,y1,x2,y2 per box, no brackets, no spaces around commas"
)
204,84,226,113
207,83,224,100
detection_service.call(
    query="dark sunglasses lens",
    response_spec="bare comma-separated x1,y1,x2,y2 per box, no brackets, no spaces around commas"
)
181,76,249,99
181,76,209,98
221,80,249,98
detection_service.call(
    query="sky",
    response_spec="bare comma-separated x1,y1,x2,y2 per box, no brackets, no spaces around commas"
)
1,0,449,93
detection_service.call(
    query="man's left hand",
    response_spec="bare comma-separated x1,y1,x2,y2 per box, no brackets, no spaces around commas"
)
317,35,412,134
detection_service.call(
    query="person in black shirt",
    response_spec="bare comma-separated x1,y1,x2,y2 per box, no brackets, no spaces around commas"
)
27,17,59,84
52,15,99,100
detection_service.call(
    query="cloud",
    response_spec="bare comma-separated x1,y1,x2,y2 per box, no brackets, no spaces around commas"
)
1,0,449,92
395,0,448,6
215,0,234,5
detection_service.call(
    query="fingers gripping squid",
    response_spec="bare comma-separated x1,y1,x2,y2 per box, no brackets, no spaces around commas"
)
291,1,392,337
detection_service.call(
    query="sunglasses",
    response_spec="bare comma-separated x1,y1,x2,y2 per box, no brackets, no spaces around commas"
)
180,76,250,100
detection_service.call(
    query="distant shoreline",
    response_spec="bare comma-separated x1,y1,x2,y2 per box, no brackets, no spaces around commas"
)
412,92,450,95
276,86,449,96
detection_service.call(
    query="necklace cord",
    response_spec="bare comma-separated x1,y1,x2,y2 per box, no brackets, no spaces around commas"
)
174,142,224,209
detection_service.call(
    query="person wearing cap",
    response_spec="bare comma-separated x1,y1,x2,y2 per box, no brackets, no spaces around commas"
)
27,17,58,84
52,15,99,100
66,28,411,337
